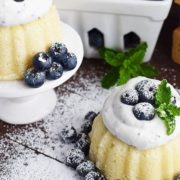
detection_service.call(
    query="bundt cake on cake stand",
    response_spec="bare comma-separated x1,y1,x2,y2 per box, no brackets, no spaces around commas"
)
0,0,83,124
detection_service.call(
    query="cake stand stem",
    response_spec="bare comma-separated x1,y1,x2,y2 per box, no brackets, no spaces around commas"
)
0,90,57,125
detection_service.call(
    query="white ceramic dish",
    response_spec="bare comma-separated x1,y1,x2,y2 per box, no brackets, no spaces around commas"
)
0,22,84,124
55,0,172,62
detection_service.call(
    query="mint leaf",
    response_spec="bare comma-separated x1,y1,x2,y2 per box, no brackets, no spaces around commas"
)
99,42,159,89
123,49,146,68
125,42,147,60
167,104,180,116
140,64,159,77
101,67,119,89
117,67,131,85
99,48,125,67
156,103,176,135
155,80,171,107
155,80,180,135
166,116,176,135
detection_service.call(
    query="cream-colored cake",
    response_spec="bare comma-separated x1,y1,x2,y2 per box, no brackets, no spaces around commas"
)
90,114,180,180
0,0,62,80
89,77,180,180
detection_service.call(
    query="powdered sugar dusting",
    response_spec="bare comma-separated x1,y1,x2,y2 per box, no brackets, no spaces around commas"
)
0,60,179,179
0,63,112,179
0,138,79,180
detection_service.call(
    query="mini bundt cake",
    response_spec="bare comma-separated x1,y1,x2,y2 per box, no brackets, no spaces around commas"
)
0,0,62,80
89,77,180,180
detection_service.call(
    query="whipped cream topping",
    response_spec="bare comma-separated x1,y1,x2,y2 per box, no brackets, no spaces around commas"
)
102,77,180,150
0,0,53,26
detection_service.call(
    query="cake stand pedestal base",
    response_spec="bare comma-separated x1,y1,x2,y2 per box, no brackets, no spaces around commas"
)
0,90,57,124
0,22,83,125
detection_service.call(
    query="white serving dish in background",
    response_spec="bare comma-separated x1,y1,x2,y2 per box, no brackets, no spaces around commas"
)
55,0,172,62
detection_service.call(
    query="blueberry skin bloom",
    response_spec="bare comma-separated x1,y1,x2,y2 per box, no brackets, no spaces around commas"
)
48,43,68,63
135,80,157,105
24,68,45,88
46,62,63,80
133,102,155,121
61,52,77,71
76,161,96,177
33,52,52,71
65,148,85,169
60,125,77,144
121,89,139,105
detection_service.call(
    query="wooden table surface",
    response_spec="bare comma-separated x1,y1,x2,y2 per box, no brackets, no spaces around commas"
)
0,5,180,180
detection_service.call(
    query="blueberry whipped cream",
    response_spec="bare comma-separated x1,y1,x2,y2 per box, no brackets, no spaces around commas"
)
102,77,180,150
0,0,52,26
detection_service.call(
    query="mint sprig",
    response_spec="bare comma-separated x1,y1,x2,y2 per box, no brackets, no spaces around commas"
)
99,42,159,89
155,80,180,135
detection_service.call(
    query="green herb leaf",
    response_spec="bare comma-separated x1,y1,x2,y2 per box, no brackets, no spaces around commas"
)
167,104,180,116
99,42,159,89
117,67,131,85
140,64,159,77
156,103,176,135
155,80,171,107
99,48,125,67
101,67,119,89
165,115,176,135
125,42,148,60
155,80,180,135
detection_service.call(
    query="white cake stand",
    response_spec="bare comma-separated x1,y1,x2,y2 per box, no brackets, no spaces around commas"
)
0,22,83,125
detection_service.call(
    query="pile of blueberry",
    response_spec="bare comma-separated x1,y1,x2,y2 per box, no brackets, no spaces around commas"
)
24,43,77,88
60,111,105,180
121,79,158,121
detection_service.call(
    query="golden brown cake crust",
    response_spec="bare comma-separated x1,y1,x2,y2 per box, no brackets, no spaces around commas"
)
89,114,180,180
0,5,62,80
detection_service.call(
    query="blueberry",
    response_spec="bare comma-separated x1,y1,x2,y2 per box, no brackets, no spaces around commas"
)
81,121,93,135
24,68,45,88
175,174,180,180
48,43,68,63
60,125,77,144
65,148,85,169
46,62,63,80
59,52,77,71
121,89,139,105
84,111,97,122
76,133,90,156
135,80,157,104
85,171,105,180
33,52,52,71
76,160,96,177
133,102,155,121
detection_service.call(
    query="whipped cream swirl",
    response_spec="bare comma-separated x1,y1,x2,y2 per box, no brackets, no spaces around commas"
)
102,77,180,150
0,0,52,26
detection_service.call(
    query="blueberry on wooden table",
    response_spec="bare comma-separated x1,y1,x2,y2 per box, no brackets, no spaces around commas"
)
76,160,96,177
75,133,90,156
84,111,97,122
60,125,77,144
65,148,85,169
81,120,93,135
85,171,105,180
